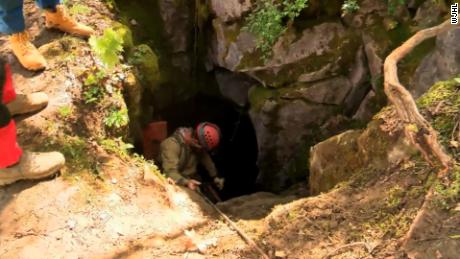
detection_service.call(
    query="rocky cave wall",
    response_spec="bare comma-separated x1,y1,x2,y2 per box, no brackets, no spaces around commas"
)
119,0,452,192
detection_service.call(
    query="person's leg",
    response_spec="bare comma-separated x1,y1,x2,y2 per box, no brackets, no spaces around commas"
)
42,1,94,37
1,0,47,71
2,61,48,115
0,60,65,186
0,0,25,34
0,60,22,169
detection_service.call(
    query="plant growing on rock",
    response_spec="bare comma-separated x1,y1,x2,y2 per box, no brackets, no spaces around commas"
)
341,0,360,15
89,28,124,68
244,0,309,61
104,107,129,129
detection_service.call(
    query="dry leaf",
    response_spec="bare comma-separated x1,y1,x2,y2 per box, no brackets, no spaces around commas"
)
450,140,459,148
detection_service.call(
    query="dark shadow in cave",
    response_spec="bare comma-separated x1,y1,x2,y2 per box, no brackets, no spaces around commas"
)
156,94,259,200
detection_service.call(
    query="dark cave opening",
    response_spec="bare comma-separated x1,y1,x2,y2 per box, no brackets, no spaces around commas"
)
153,94,259,201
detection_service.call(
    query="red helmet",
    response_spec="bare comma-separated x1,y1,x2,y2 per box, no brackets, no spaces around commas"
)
196,122,221,151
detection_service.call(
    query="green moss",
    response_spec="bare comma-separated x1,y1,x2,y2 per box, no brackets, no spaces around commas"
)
248,86,279,112
385,185,405,208
417,79,460,108
433,166,460,210
128,44,161,90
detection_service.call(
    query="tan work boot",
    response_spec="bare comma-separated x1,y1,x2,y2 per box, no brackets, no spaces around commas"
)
9,32,47,71
44,5,95,37
0,151,65,186
6,92,49,116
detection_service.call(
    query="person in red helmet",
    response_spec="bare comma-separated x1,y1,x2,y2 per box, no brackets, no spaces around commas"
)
159,122,224,191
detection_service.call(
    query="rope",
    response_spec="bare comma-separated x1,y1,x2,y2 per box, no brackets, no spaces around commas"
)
197,190,271,259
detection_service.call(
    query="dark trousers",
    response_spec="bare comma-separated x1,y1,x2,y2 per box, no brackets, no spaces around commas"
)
0,0,61,34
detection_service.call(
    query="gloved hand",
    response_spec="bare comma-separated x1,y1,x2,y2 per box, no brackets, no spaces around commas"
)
186,179,202,191
214,177,225,190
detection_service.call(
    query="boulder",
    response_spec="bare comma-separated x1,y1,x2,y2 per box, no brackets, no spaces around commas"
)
352,90,377,122
210,21,359,87
209,0,252,23
280,76,353,105
128,44,161,92
309,118,417,195
250,97,336,191
215,68,258,107
413,0,447,28
158,0,193,53
309,130,363,195
411,29,460,98
344,46,371,115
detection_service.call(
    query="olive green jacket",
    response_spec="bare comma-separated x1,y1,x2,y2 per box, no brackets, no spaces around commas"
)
159,128,218,184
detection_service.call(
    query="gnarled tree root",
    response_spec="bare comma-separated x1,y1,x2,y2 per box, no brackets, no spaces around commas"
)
383,20,459,251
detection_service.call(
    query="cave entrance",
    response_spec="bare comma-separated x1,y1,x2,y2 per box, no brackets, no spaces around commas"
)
154,94,259,200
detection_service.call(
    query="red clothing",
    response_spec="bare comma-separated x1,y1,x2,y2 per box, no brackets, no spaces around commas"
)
0,63,22,169
2,63,16,104
0,120,22,168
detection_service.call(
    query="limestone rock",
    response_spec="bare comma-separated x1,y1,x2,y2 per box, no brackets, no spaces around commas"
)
414,0,447,28
251,98,336,191
210,21,359,87
210,0,252,23
309,130,363,195
352,90,376,122
215,68,258,107
344,46,371,115
281,76,353,105
309,119,417,195
411,29,460,98
158,0,193,53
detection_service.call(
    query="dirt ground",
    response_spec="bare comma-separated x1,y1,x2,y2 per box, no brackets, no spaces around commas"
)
0,1,220,258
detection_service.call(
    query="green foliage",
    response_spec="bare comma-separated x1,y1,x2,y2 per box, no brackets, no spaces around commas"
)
342,0,360,15
104,108,129,128
89,28,124,68
82,70,106,104
99,137,134,159
102,0,116,9
83,86,104,104
244,0,309,61
58,105,73,118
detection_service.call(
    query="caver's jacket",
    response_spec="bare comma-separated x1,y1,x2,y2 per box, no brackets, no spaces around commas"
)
160,127,218,184
0,59,22,168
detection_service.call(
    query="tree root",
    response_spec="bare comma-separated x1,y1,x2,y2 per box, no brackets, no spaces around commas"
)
384,20,457,172
383,20,459,251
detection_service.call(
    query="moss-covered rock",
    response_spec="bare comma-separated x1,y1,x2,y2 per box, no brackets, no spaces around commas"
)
211,21,360,87
309,76,460,195
128,44,161,92
309,130,363,195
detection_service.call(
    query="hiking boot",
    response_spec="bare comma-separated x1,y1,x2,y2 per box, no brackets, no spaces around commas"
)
6,92,49,116
45,5,95,37
9,32,47,71
0,151,65,186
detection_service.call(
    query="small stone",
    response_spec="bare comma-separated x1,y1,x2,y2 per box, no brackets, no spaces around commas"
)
275,250,287,258
67,219,76,230
130,19,137,25
111,178,118,184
